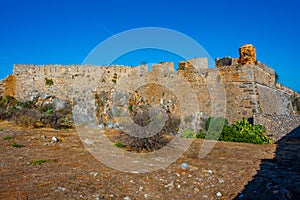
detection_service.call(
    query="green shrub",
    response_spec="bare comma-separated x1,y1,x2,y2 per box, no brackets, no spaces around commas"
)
114,142,126,148
219,118,272,144
193,117,273,144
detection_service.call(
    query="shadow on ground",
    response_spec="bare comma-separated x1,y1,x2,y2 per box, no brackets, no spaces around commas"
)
234,126,300,200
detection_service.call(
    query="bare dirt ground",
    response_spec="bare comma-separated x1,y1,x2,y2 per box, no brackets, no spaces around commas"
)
0,121,299,200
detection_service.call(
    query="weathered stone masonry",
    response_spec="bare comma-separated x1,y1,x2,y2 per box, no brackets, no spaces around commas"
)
0,44,299,141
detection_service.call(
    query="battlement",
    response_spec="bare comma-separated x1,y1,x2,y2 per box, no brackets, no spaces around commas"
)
152,62,175,73
13,64,132,76
178,58,208,72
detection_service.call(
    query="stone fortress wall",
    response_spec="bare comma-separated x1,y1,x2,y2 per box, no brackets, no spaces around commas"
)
0,44,299,141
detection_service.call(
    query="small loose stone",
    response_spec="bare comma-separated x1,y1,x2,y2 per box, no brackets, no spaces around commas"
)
216,192,222,197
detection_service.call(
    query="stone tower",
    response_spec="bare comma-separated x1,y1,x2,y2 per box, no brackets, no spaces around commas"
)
239,44,257,65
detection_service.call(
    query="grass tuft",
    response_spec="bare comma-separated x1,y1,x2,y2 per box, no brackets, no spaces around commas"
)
114,142,126,148
11,142,25,148
3,135,14,141
29,159,56,165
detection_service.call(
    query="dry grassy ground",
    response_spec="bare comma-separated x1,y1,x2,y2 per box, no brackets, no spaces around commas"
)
0,121,299,200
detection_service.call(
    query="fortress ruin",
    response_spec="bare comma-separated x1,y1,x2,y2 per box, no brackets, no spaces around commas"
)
0,44,299,141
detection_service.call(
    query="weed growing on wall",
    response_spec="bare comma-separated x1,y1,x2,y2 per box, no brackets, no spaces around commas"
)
45,78,54,86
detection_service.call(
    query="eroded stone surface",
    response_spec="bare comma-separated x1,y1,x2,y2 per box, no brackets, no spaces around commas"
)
239,44,257,65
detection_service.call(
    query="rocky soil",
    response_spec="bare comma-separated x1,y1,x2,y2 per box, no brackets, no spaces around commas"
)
0,121,299,200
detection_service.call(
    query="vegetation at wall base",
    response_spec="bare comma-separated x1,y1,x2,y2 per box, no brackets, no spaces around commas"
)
0,96,273,145
0,96,73,130
182,117,272,144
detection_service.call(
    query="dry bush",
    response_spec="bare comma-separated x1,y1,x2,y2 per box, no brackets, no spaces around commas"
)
124,134,170,152
0,107,15,121
124,114,180,152
0,99,73,129
15,115,37,128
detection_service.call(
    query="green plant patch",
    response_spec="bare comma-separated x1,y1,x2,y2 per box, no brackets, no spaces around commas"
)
219,119,272,144
45,78,54,86
3,135,13,141
11,142,25,148
114,142,126,148
29,159,56,165
0,96,19,107
195,129,207,139
190,117,272,144
46,108,53,114
181,129,196,138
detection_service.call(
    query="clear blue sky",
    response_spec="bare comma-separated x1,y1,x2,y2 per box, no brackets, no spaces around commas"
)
0,0,299,91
